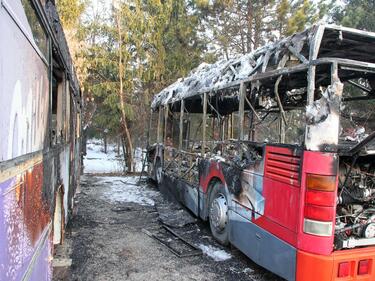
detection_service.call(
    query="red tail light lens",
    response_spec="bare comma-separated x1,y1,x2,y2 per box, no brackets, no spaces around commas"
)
304,174,337,236
305,204,335,221
358,260,370,275
305,189,336,207
338,262,350,277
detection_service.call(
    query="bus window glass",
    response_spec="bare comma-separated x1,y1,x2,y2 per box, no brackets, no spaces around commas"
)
51,74,64,145
232,112,240,140
284,109,305,145
21,0,49,58
172,112,180,148
186,113,203,151
149,111,158,144
341,99,375,141
253,111,280,143
244,112,252,141
65,85,71,143
340,79,375,149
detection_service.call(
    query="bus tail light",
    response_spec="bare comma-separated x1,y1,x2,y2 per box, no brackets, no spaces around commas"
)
306,174,336,192
303,218,333,236
358,259,370,275
305,189,336,207
304,205,335,221
303,174,337,236
338,262,350,277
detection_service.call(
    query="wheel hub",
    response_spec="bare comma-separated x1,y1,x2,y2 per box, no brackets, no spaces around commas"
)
210,194,228,231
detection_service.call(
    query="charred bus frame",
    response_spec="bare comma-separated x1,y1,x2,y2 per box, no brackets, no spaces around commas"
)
0,0,82,280
148,25,375,281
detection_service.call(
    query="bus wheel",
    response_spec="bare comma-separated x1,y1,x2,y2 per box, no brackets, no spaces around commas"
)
208,183,229,245
154,158,162,185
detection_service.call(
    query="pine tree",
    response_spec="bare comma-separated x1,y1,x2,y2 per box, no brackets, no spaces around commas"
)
332,0,375,32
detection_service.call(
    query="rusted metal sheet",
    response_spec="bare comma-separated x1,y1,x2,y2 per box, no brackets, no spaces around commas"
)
0,163,50,280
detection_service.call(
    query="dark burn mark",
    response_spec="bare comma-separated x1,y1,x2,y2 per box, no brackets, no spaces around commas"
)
198,159,211,183
318,143,338,153
221,163,243,197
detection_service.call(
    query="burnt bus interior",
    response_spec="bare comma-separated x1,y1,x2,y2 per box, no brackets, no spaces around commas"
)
149,25,375,251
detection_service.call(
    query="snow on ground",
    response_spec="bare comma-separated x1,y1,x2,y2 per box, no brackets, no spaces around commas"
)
99,176,158,206
84,139,124,174
84,139,146,174
198,244,232,262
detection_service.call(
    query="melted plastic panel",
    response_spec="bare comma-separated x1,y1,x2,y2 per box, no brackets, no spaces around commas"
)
305,81,343,152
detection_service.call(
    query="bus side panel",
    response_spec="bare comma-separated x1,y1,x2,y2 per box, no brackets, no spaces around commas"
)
161,173,199,216
0,162,50,281
252,145,302,247
28,237,51,281
0,1,49,162
0,178,23,281
229,209,296,281
199,160,226,193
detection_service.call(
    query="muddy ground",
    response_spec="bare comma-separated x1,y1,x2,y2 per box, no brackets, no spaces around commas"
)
53,175,284,281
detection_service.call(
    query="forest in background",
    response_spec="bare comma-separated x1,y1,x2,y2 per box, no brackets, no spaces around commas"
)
55,0,375,171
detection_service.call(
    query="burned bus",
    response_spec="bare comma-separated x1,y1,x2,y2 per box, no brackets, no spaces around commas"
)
147,25,375,281
0,0,82,280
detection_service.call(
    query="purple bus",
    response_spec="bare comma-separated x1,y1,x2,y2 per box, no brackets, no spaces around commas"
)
0,0,82,280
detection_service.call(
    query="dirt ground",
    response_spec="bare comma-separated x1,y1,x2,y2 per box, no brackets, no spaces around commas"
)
53,175,284,281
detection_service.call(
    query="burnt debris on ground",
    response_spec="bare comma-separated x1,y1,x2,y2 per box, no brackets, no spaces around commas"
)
53,175,283,281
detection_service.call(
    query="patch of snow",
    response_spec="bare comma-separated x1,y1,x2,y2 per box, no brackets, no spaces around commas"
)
84,158,123,174
243,268,255,274
99,176,158,206
134,147,146,172
198,244,232,262
84,139,124,174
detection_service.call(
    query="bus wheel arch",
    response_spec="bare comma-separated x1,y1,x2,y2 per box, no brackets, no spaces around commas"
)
53,185,65,245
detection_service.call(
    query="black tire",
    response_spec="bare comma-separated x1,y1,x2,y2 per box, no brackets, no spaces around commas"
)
208,182,229,245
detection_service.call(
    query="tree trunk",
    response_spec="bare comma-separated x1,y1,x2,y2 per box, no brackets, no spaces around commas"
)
115,5,134,172
120,134,127,174
246,0,253,52
121,119,133,172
